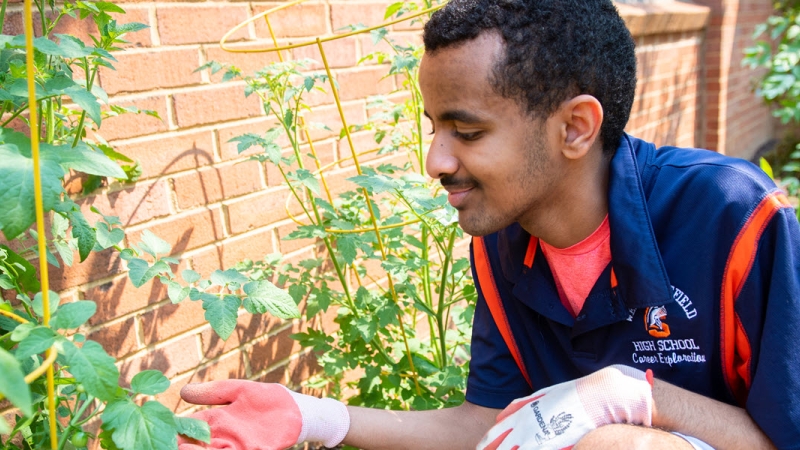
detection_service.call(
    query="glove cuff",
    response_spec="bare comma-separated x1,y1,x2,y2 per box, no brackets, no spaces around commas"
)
576,364,653,427
287,389,350,448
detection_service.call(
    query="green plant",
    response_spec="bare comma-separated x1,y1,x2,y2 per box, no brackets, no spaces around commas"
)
745,0,800,216
204,0,476,413
0,0,217,448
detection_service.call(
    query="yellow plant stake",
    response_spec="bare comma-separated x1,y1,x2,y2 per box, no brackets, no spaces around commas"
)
23,0,58,446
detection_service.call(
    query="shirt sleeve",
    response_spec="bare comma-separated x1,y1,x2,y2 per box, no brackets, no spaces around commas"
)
736,206,800,449
465,244,533,409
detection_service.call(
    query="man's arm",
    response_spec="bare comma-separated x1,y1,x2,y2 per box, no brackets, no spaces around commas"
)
651,379,775,449
344,401,500,450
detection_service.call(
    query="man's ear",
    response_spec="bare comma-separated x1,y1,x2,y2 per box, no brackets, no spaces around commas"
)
558,95,603,160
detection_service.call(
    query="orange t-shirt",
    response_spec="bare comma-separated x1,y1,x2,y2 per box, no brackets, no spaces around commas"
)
540,215,612,317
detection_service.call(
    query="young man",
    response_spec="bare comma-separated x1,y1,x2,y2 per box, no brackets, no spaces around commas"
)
178,1,800,449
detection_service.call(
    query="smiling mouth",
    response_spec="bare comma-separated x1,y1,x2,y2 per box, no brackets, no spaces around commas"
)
446,187,473,208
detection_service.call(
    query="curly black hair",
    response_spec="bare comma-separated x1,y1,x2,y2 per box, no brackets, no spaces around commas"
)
423,0,637,156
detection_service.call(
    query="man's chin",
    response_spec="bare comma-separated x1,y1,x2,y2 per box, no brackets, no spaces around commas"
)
457,212,501,237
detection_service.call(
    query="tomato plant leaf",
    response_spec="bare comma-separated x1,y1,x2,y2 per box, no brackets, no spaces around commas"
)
353,315,378,342
174,417,211,444
57,143,127,178
242,280,300,319
0,143,65,240
0,244,41,294
65,86,102,126
210,269,248,288
68,210,96,262
61,340,122,402
15,326,57,360
202,294,240,340
138,230,171,258
50,300,96,329
0,347,32,417
95,222,125,249
182,269,201,283
102,398,178,450
166,280,189,304
33,290,60,317
128,258,171,288
131,370,171,395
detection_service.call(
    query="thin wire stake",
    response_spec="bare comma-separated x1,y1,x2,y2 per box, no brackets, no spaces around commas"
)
316,38,421,396
23,0,58,445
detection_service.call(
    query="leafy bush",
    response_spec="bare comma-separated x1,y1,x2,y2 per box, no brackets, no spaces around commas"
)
204,0,475,412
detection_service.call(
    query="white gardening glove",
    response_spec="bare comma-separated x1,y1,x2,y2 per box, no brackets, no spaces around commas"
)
477,365,653,450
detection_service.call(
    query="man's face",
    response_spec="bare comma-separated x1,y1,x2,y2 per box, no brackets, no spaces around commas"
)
419,32,562,237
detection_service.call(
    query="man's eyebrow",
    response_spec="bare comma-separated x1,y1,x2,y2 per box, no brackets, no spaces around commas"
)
423,109,485,124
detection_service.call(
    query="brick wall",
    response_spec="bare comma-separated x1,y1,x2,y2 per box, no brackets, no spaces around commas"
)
0,0,780,423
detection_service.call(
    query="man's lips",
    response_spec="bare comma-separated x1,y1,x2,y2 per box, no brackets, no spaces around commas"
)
446,186,473,208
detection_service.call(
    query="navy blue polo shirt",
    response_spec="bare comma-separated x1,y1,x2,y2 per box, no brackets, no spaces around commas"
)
466,134,800,449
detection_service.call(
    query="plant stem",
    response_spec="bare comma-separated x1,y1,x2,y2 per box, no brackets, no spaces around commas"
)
0,0,8,34
435,225,457,367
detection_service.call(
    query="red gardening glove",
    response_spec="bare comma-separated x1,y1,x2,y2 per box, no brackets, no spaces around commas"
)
478,365,654,450
178,380,349,450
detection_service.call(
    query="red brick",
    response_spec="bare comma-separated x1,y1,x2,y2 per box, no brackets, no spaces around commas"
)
204,42,282,81
253,349,320,387
113,130,215,180
217,117,291,161
28,245,122,292
140,300,207,344
119,335,200,381
77,180,172,226
252,2,329,39
248,326,302,374
200,311,283,359
87,317,139,359
276,221,317,255
97,95,169,142
226,189,298,235
330,1,391,32
100,48,202,95
85,276,167,325
358,31,423,58
189,229,275,278
173,84,263,128
172,161,265,210
197,350,248,382
156,5,250,46
293,36,358,70
336,66,396,101
127,206,225,255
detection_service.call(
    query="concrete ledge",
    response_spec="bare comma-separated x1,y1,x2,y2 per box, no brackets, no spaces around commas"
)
615,1,711,37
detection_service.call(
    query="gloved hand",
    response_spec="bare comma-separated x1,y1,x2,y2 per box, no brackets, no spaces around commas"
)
477,365,653,450
178,379,350,450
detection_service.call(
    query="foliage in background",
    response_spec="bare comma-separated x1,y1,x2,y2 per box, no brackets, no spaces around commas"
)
205,0,476,414
744,0,800,207
0,0,217,448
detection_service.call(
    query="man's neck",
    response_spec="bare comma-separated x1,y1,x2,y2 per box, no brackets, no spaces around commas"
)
520,153,610,248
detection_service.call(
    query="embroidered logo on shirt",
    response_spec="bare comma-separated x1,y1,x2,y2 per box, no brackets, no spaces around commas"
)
645,305,671,338
530,400,573,444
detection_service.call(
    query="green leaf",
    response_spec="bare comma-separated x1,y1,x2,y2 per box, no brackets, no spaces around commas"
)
69,210,96,262
384,2,404,19
95,222,125,249
242,280,300,319
139,230,171,257
210,269,248,288
202,294,241,340
0,244,40,294
371,27,389,45
57,144,127,178
131,370,171,395
52,34,93,58
33,290,60,317
10,322,35,342
65,85,102,126
0,347,32,416
0,143,65,240
353,314,378,342
336,235,358,264
128,258,171,288
182,269,201,283
166,280,189,303
347,173,399,193
61,340,121,402
175,416,211,444
50,300,96,329
102,399,178,450
14,326,56,360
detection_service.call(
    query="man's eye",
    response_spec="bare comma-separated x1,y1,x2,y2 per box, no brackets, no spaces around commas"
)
454,130,481,141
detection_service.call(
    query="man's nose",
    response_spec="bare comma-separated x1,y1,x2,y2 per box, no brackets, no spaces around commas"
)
425,136,458,180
